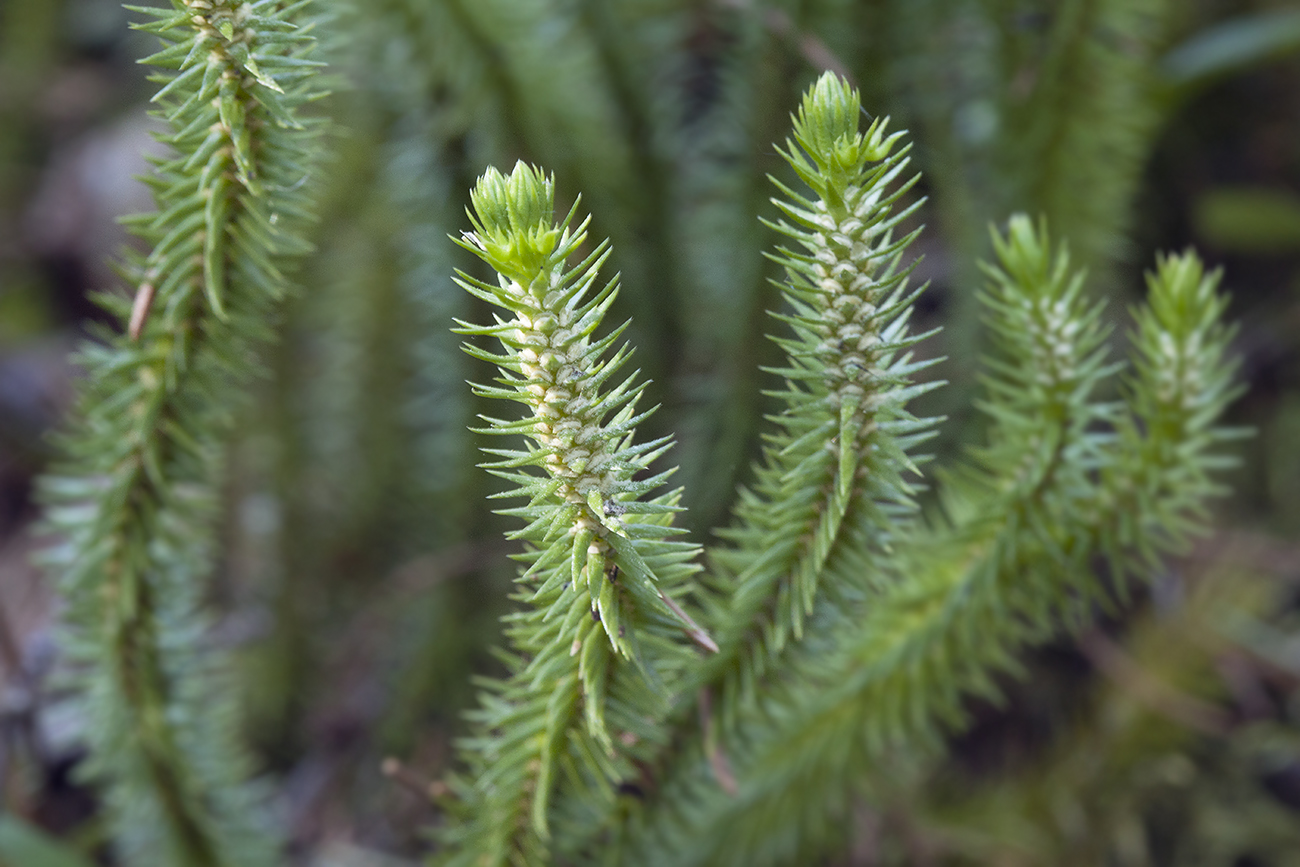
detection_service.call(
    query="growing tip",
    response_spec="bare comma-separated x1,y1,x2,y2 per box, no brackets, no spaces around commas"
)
790,73,900,186
467,162,562,282
470,162,554,238
798,72,862,153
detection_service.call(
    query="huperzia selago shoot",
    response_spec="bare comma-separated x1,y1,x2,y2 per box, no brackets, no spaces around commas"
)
39,2,325,867
435,163,713,865
698,71,941,725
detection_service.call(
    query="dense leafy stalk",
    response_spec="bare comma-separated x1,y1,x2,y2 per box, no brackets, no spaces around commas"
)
700,73,940,720
892,0,1172,372
1000,0,1171,279
435,163,710,866
39,2,325,864
1100,252,1241,566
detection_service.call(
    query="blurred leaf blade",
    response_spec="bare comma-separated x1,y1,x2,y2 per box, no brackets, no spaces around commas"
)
1194,187,1300,254
1161,9,1300,92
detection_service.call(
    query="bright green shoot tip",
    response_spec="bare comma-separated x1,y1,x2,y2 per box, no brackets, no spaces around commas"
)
465,161,565,284
791,73,903,185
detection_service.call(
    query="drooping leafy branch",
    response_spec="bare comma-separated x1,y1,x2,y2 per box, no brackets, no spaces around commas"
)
39,2,326,864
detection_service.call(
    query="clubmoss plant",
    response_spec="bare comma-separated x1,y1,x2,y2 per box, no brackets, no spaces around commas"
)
435,73,1240,867
37,17,1245,858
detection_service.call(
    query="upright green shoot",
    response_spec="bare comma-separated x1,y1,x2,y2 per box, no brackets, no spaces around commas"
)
39,2,326,864
435,163,711,867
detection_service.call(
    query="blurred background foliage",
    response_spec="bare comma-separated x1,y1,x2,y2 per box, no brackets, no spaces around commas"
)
0,0,1298,864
